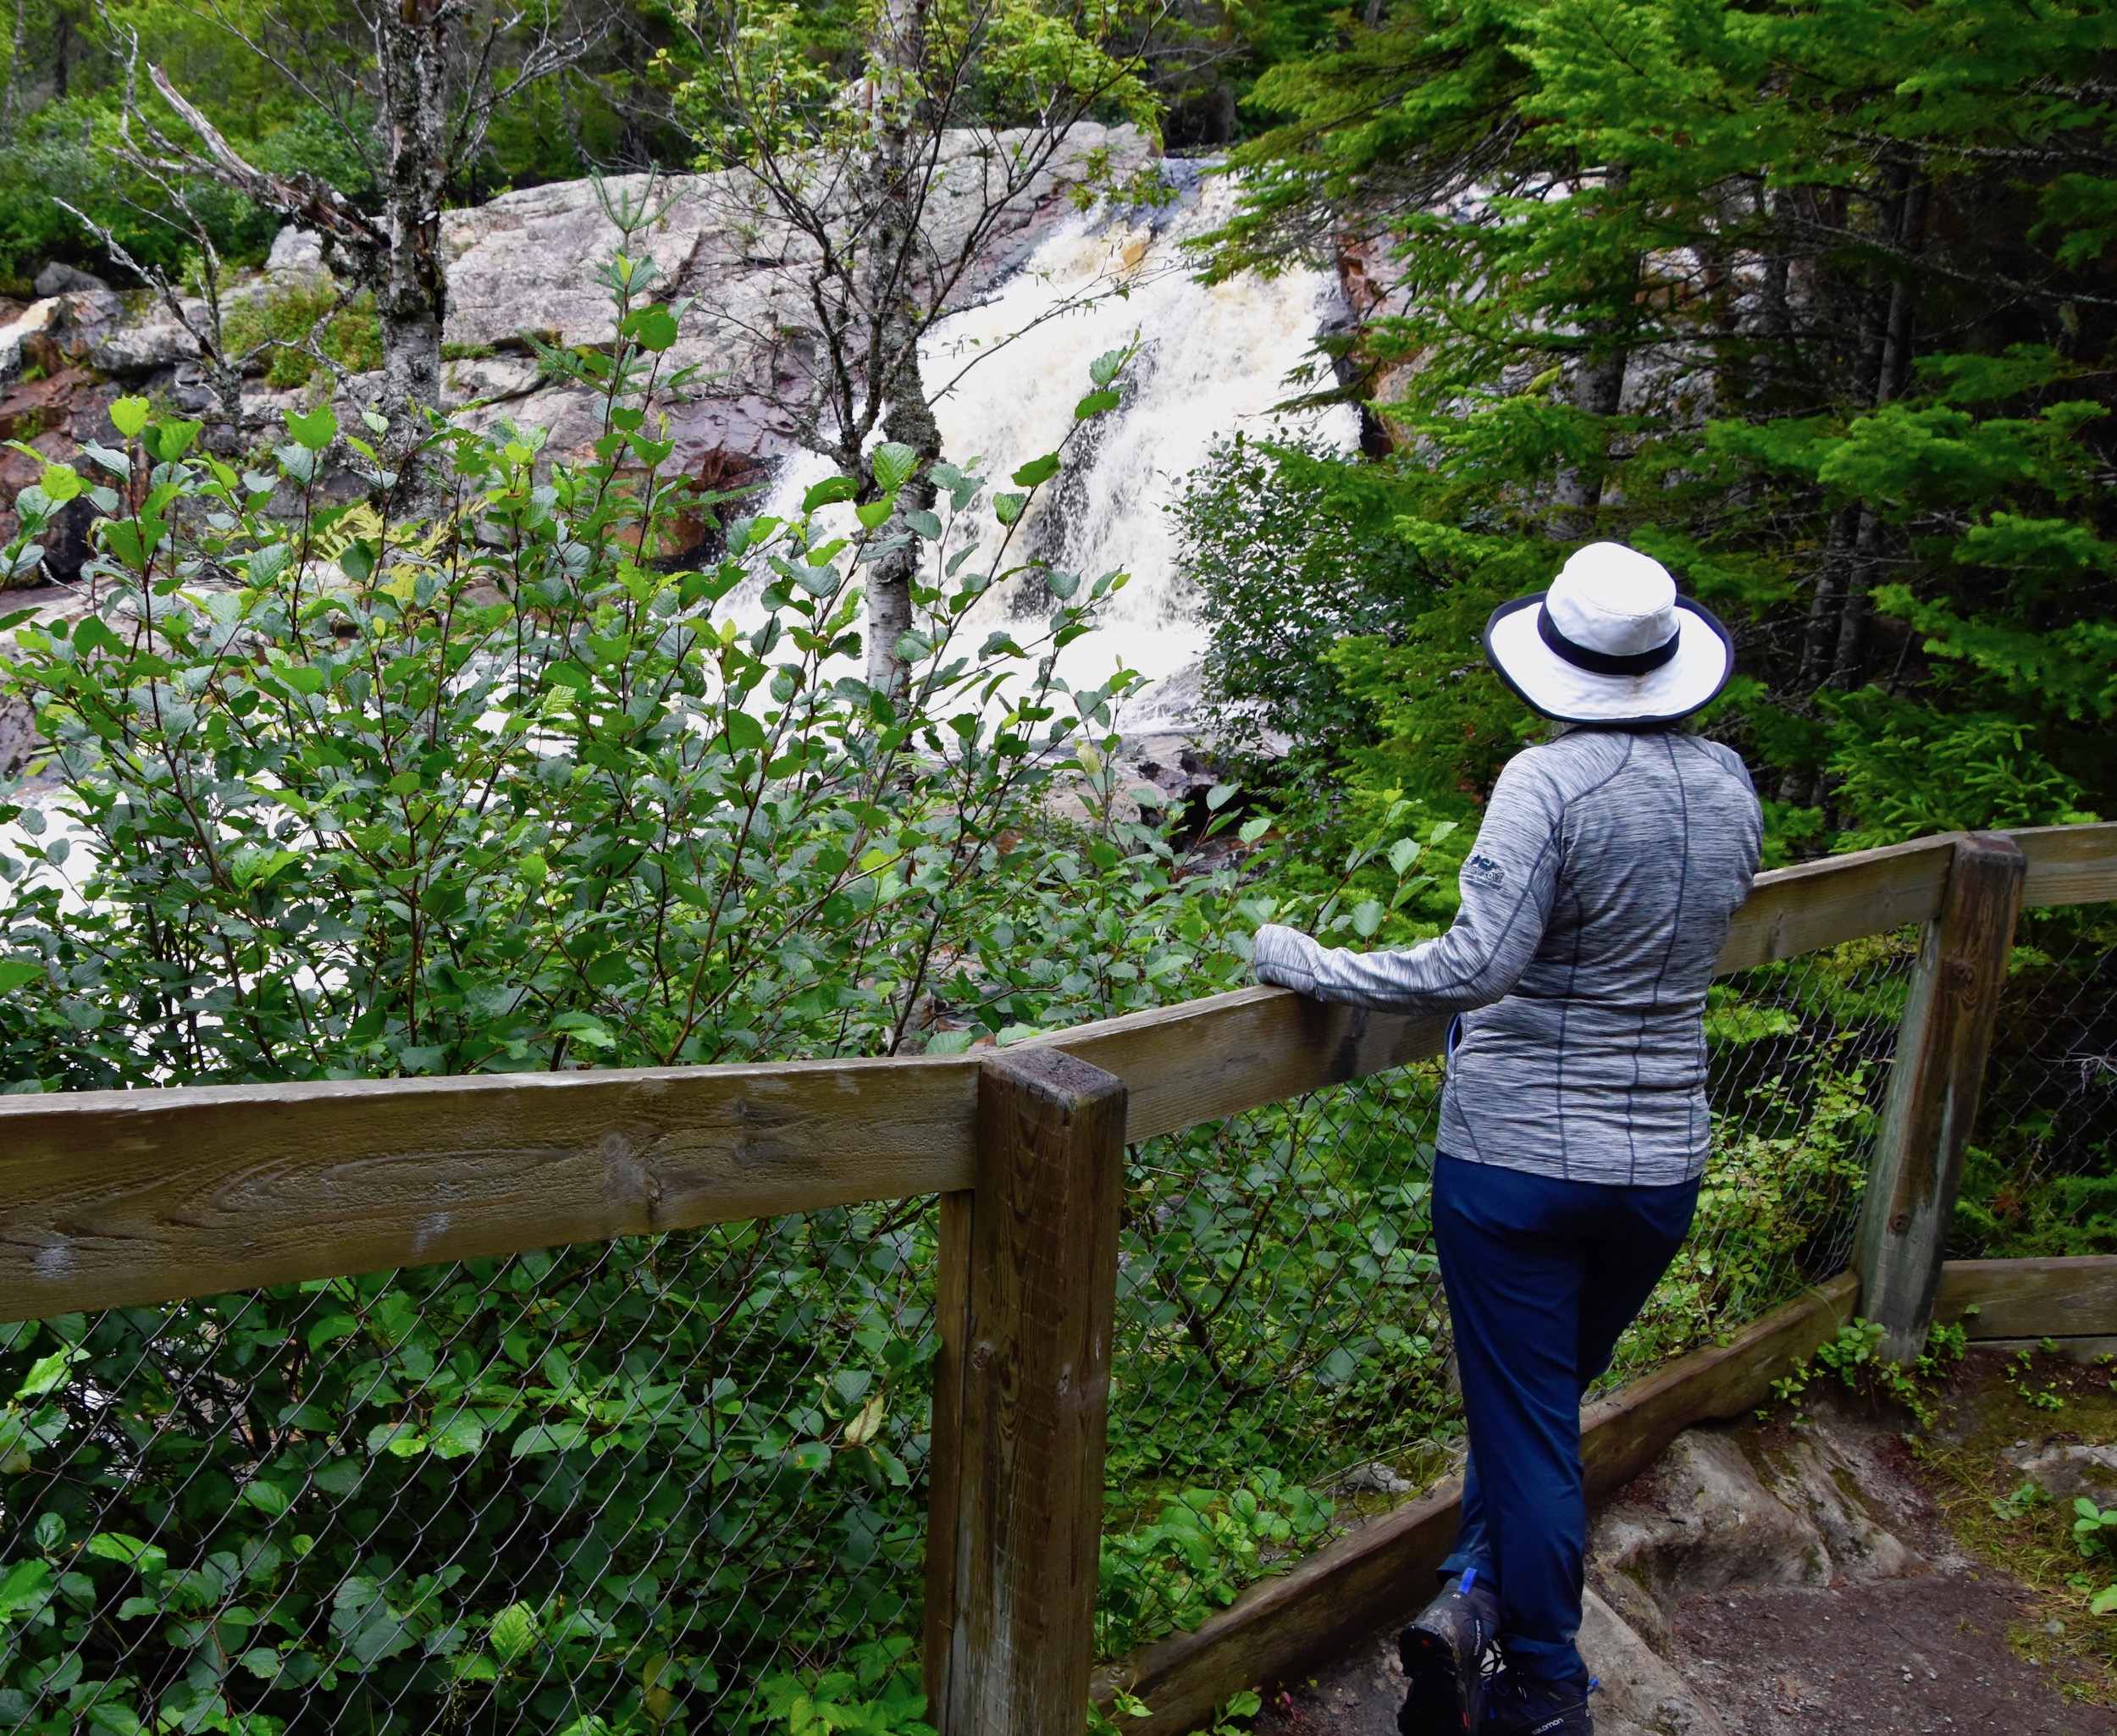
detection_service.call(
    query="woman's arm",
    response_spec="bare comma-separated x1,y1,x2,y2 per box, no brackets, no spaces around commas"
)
1252,755,1566,1015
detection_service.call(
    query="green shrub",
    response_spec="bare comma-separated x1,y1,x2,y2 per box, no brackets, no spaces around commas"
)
221,279,385,388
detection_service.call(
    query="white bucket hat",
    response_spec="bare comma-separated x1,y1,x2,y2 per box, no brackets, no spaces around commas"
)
1484,542,1734,724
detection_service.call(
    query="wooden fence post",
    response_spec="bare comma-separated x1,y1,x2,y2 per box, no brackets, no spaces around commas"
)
1856,832,2025,1362
924,1047,1127,1736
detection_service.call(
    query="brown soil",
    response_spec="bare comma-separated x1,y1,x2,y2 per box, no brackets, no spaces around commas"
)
1670,1574,2111,1734
1246,1575,2114,1735
1250,1349,2117,1736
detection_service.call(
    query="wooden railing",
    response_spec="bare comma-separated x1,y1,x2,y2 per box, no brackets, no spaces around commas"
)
3,819,2114,1735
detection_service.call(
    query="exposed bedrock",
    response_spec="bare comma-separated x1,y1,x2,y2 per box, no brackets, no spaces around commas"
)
0,124,1156,566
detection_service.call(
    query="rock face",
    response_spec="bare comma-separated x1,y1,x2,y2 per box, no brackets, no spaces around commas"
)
1252,1390,1941,1736
2001,1438,2117,1510
0,124,1157,571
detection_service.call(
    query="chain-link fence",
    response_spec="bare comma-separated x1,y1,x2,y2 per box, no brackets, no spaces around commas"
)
0,1202,942,1736
1955,902,2117,1258
1095,931,1920,1656
0,935,1929,1728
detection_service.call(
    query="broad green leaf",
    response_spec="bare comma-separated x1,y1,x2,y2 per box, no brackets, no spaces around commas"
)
1010,453,1059,488
108,397,151,438
624,306,679,352
285,406,339,451
802,476,859,513
871,442,920,492
16,1347,81,1398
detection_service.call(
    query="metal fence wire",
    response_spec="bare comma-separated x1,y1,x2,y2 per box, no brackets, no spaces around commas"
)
0,935,1921,1731
1097,931,1918,1651
1957,904,2117,1258
0,1202,943,1736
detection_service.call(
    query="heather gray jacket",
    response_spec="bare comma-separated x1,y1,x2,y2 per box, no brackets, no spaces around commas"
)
1252,728,1764,1186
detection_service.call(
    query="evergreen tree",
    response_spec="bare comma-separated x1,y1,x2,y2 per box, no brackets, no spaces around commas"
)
1196,0,2117,852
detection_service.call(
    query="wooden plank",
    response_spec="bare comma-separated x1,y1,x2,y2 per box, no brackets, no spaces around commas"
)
0,1057,981,1323
1855,835,2026,1363
1042,986,1448,1145
2008,821,2117,909
931,1049,1127,1736
922,1189,974,1706
1714,833,1957,973
1934,1255,2117,1341
1092,1274,1860,1736
1578,1271,1861,1502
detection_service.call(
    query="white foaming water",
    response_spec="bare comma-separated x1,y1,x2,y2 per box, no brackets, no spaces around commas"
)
759,169,1358,725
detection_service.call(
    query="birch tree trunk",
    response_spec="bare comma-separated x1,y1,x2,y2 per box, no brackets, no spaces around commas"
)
859,0,939,696
373,0,454,512
1,0,28,147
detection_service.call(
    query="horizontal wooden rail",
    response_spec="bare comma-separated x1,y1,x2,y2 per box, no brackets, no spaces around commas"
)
0,1058,983,1320
1092,1274,1862,1736
1934,1255,2117,1342
0,823,2109,1322
2013,821,2117,908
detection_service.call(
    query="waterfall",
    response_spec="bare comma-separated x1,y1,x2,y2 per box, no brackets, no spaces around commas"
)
760,166,1358,732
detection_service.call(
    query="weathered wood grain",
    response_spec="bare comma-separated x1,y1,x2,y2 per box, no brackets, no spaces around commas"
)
2010,821,2117,909
1714,834,1957,972
931,1049,1127,1736
1934,1256,2117,1341
1042,986,1449,1145
1091,1274,1860,1736
1855,835,2026,1363
0,1059,981,1322
922,1188,974,1708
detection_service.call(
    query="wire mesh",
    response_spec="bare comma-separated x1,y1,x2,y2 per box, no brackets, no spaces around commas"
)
0,1202,940,1736
0,934,1927,1721
1097,929,1918,1656
1956,903,2117,1258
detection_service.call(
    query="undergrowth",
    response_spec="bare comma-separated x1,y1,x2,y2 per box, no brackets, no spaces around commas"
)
220,278,384,387
1910,1346,2117,1706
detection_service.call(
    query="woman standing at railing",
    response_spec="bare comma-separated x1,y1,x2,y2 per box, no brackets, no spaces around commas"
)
1252,543,1762,1736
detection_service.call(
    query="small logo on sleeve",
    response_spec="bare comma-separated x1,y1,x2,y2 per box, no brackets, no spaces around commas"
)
1462,853,1507,892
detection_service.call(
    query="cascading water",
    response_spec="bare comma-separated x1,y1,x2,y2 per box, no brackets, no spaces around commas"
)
760,164,1359,730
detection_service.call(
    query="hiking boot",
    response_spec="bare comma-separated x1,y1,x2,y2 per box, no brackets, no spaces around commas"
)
1484,1671,1594,1735
1396,1569,1502,1735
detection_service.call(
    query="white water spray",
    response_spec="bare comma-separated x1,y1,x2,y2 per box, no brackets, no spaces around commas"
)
762,169,1358,729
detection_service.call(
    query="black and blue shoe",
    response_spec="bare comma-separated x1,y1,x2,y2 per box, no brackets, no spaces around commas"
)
1396,1568,1503,1735
1483,1669,1595,1735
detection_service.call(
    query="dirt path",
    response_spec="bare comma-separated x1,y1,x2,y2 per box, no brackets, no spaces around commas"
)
1250,1569,2110,1735
1248,1352,2117,1736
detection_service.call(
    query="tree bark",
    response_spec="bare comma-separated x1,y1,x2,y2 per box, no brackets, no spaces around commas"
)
371,0,454,514
858,0,938,696
1550,345,1628,538
1828,175,1926,689
1550,163,1633,540
1,0,28,146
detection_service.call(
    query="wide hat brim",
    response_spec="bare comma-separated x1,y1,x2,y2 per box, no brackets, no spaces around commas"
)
1484,594,1734,724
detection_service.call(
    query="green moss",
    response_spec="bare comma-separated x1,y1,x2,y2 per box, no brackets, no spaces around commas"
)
1915,1350,2117,1703
223,280,384,388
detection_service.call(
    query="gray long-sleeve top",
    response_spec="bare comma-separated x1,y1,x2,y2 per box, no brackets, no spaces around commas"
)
1252,728,1764,1186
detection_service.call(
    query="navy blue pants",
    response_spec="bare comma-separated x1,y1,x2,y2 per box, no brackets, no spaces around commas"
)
1432,1153,1699,1693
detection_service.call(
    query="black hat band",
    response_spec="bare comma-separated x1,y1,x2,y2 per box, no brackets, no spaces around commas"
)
1537,605,1681,677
